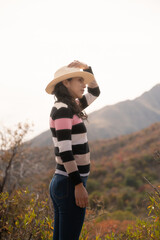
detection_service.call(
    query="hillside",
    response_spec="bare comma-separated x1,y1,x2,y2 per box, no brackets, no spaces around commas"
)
89,122,160,163
3,121,159,191
28,84,160,147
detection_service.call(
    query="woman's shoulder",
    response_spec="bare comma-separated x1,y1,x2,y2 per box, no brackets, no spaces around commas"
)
54,101,68,109
50,101,73,119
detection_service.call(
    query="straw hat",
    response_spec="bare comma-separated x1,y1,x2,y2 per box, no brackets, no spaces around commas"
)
45,66,95,94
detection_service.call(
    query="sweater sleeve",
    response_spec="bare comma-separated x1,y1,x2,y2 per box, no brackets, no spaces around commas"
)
79,66,100,110
54,107,82,185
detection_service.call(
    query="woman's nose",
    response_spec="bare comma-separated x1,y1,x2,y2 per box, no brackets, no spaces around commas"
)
83,83,86,88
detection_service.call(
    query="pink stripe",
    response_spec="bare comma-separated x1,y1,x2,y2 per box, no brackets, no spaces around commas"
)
55,118,72,130
72,114,82,125
49,117,55,128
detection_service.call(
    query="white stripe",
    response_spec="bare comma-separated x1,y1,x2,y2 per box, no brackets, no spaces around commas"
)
55,169,68,176
54,102,68,109
53,134,88,147
74,152,90,165
52,137,58,147
85,93,97,106
64,160,78,174
58,140,72,153
55,153,90,166
72,133,88,145
55,170,89,177
80,172,90,177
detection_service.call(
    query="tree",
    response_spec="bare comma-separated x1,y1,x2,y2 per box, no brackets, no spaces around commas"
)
0,122,31,193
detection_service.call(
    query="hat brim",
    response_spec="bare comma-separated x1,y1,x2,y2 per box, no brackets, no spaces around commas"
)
45,71,95,94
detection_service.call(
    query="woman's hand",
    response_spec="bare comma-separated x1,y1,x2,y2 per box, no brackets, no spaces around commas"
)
75,183,89,208
67,60,89,70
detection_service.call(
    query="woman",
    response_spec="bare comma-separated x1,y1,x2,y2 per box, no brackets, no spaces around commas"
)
45,60,100,240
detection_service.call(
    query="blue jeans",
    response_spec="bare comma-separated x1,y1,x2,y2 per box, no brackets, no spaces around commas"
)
49,174,88,240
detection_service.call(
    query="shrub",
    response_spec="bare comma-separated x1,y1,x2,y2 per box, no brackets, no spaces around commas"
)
0,189,53,240
105,182,160,240
87,179,101,193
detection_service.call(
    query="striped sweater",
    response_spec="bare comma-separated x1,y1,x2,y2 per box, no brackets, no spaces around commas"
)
49,67,100,185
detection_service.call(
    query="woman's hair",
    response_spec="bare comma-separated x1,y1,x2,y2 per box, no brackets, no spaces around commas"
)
52,79,88,120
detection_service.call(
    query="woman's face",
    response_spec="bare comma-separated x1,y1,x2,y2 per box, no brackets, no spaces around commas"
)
63,77,86,99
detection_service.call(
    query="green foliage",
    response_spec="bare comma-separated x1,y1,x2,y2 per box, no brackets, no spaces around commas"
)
87,179,101,193
95,210,136,223
89,191,104,210
0,189,53,240
79,225,89,240
103,184,160,240
110,210,136,221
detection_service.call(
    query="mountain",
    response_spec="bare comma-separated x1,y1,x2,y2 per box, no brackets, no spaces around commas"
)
86,83,160,140
28,130,53,148
29,84,160,147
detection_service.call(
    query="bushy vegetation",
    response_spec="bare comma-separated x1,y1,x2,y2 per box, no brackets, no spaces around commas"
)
0,189,53,240
81,182,160,239
0,183,160,239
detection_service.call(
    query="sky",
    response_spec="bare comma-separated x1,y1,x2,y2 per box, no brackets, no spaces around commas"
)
0,0,160,140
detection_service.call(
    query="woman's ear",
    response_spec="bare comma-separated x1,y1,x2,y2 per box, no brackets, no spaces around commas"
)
62,79,69,88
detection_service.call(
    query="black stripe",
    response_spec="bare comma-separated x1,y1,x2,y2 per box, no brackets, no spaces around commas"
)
56,129,72,141
72,142,89,155
79,96,88,110
56,163,90,175
55,145,90,157
50,128,56,137
54,107,73,119
88,87,100,97
57,165,83,185
55,147,60,156
72,122,87,134
78,164,90,173
57,163,66,172
54,139,89,156
50,107,56,118
50,128,72,140
60,151,74,162
69,171,82,185
51,127,87,140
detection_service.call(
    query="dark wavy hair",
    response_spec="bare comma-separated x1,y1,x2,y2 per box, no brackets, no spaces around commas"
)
52,79,88,120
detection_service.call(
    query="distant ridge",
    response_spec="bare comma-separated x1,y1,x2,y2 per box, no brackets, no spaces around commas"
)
86,83,160,140
28,84,160,147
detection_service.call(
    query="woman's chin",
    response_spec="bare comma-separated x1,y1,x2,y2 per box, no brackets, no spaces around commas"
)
74,94,83,99
78,94,83,99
